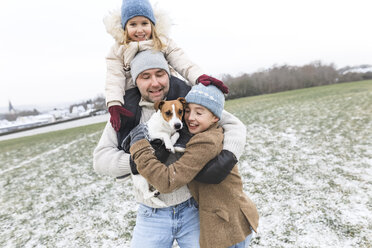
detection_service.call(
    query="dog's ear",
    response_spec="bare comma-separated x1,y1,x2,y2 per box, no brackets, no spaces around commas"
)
154,100,165,111
177,97,187,107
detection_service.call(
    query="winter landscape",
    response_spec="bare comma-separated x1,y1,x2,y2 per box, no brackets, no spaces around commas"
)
0,100,106,135
0,80,371,247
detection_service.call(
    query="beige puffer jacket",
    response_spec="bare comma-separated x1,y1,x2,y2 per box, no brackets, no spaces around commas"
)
103,8,204,107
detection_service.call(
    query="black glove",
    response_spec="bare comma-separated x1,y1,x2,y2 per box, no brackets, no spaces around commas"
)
173,125,193,150
127,139,170,176
118,124,149,178
151,139,170,163
194,150,237,184
130,157,139,175
121,123,150,153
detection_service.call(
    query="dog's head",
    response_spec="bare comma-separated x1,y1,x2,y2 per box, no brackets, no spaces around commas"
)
154,97,186,131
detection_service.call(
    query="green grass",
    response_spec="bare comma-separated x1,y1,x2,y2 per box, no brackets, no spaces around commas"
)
0,80,371,247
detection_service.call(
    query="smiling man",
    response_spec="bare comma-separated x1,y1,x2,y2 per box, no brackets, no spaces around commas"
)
93,50,247,247
129,51,170,103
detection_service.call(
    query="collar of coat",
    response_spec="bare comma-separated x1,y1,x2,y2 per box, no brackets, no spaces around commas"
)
103,6,172,44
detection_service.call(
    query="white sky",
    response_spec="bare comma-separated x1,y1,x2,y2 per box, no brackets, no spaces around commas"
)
0,0,371,109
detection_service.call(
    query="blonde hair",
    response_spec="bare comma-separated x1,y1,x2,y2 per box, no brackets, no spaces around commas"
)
123,22,165,51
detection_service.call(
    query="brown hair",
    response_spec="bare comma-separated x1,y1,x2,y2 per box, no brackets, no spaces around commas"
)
123,22,165,51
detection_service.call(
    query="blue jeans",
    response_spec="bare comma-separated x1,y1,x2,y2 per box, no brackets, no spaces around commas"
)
130,198,200,248
228,232,253,248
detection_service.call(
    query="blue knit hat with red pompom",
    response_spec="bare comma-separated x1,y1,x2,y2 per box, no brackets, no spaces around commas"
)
121,0,156,29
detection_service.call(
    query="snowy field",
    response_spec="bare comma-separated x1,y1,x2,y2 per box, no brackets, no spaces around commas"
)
0,80,371,247
0,114,109,141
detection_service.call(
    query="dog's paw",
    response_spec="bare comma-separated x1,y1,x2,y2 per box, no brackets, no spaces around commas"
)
168,146,175,153
143,191,155,200
174,146,185,153
171,132,180,145
165,144,175,153
153,190,160,197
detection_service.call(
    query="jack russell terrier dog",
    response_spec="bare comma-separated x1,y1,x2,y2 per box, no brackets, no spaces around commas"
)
132,97,187,207
148,97,186,153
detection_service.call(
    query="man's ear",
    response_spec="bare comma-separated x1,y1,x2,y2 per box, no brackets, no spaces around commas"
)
177,97,187,108
154,100,165,111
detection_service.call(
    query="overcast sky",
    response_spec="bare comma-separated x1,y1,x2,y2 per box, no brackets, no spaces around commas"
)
1,0,371,109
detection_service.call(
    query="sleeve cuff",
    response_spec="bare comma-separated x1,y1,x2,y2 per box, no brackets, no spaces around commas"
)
117,153,132,175
129,139,151,155
107,101,123,108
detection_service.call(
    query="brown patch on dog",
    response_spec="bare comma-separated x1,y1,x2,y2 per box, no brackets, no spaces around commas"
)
154,98,185,122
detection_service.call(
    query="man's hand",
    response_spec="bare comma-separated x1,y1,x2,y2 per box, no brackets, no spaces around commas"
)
121,123,150,153
129,124,150,147
108,106,134,132
197,74,229,94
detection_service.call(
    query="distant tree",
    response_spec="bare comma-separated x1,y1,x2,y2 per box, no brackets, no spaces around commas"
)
362,71,372,80
223,61,353,100
92,95,106,110
68,95,107,113
3,113,17,121
339,72,363,83
2,108,40,121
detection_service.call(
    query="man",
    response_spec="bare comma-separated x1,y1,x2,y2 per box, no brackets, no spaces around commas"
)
93,50,246,248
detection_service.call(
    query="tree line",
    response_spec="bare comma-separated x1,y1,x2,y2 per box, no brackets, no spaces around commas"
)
2,62,371,121
68,95,106,113
222,61,372,100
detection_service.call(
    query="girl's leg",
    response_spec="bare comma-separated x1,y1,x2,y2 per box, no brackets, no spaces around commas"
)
227,233,253,248
130,204,174,248
174,198,200,248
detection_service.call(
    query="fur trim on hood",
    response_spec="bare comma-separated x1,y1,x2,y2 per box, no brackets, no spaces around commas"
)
103,5,172,44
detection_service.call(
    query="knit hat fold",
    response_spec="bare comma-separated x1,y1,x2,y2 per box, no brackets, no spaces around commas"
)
185,84,225,119
130,50,170,83
121,0,156,28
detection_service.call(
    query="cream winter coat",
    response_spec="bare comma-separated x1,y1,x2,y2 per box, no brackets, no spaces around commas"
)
103,8,204,107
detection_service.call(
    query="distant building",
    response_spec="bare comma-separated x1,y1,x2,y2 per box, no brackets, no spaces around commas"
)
48,109,70,120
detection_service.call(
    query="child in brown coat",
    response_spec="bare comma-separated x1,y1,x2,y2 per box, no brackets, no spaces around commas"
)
130,84,259,248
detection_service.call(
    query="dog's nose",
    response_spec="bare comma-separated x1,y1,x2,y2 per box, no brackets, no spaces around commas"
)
174,123,182,130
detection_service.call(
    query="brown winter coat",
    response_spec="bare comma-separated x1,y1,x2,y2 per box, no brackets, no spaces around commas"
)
130,124,259,248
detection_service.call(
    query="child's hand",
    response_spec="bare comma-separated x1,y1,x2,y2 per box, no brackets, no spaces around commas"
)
197,74,229,94
108,106,134,132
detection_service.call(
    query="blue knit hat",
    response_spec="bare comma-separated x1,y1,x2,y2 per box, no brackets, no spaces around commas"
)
121,0,156,29
130,50,170,83
185,84,225,119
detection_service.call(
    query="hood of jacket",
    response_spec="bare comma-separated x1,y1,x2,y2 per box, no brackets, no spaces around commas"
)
103,6,172,44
